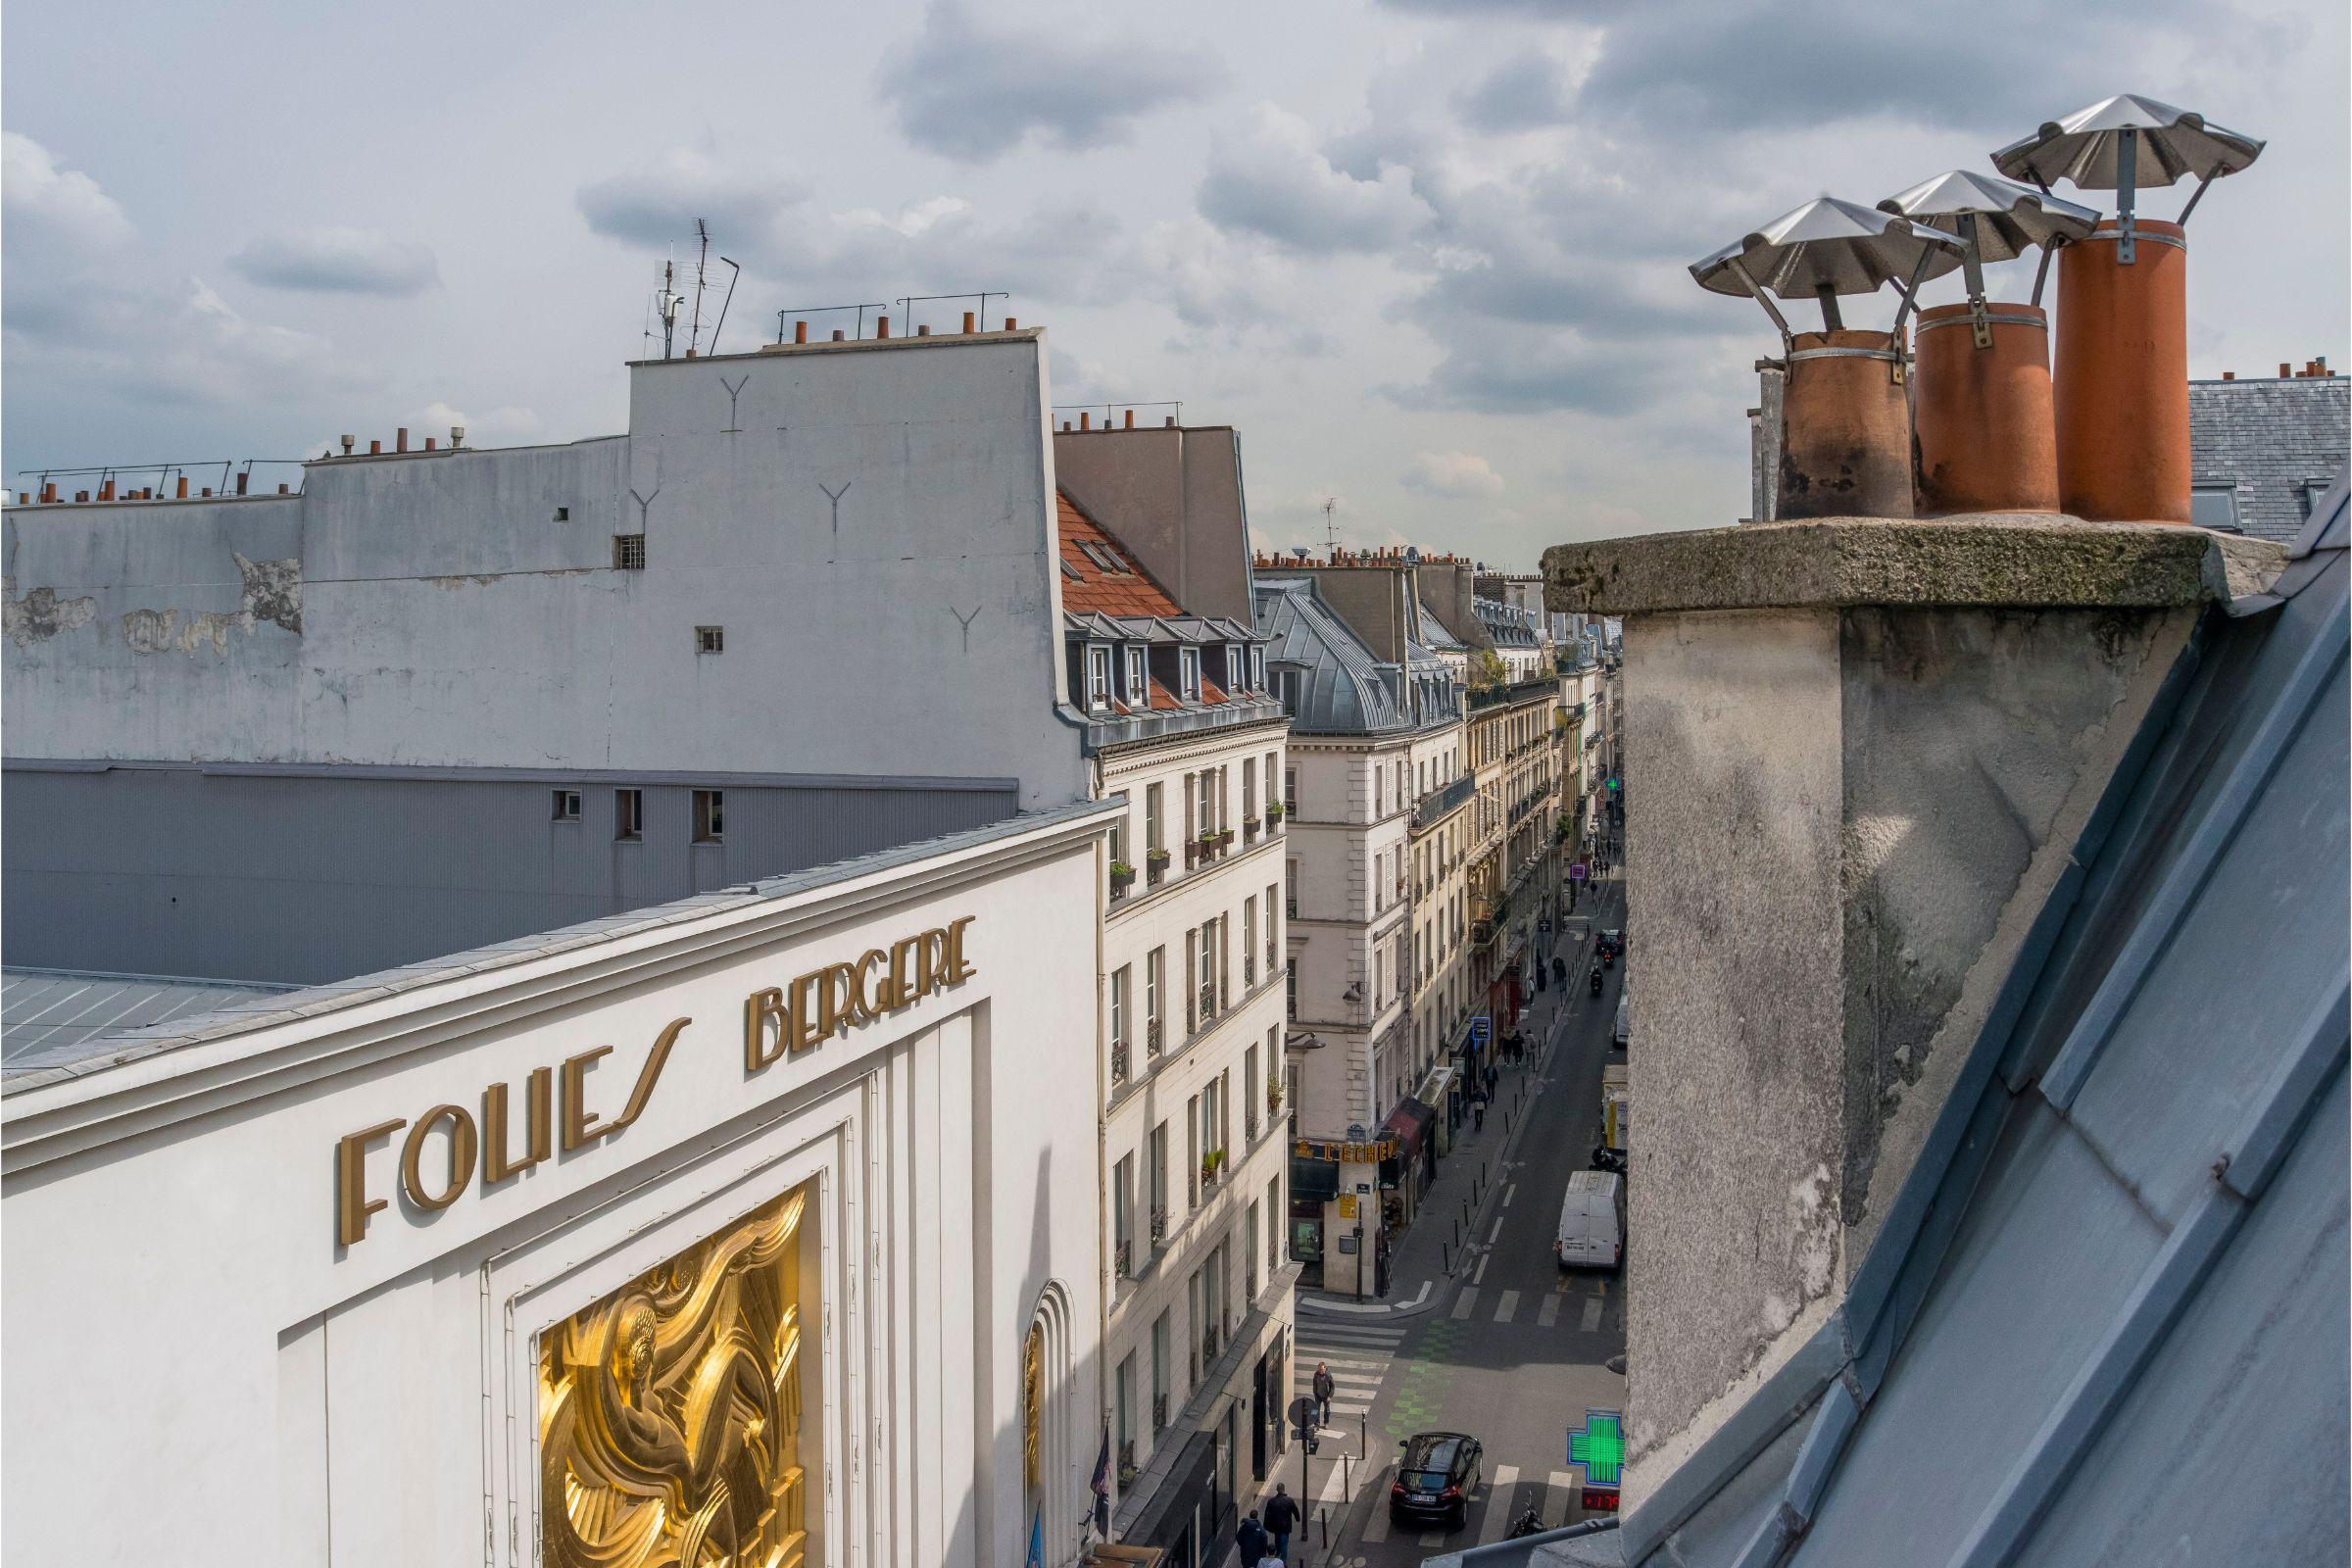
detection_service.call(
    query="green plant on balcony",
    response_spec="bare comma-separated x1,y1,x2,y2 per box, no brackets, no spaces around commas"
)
1266,1072,1285,1115
1146,846,1172,865
1266,801,1286,822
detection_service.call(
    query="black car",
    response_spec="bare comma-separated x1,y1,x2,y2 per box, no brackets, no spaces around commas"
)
1391,1431,1484,1527
1596,928,1625,960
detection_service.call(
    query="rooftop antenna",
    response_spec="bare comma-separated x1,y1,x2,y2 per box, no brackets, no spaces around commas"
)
686,220,710,356
1323,498,1340,560
653,260,685,360
709,255,741,356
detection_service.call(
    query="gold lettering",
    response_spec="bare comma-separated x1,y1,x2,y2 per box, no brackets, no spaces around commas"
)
919,930,948,998
820,961,860,1037
400,1103,479,1211
746,987,788,1072
562,1045,614,1151
943,915,977,983
335,1117,406,1247
483,1066,553,1183
853,949,893,1020
610,1017,690,1133
890,934,924,1006
789,971,826,1053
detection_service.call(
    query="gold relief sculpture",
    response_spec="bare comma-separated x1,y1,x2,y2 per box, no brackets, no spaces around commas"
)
540,1182,815,1568
1022,1321,1045,1494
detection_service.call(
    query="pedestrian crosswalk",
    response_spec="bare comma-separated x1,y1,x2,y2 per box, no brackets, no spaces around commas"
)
1291,1313,1407,1436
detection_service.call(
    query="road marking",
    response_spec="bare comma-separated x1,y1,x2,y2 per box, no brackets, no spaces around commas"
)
1361,1490,1395,1544
1479,1465,1523,1544
1421,1528,1447,1547
1581,1296,1603,1332
1494,1289,1520,1324
1538,1294,1561,1328
1488,1216,1504,1245
1472,1253,1489,1285
1502,1183,1517,1207
1298,1323,1406,1346
1547,1469,1580,1524
1451,1286,1479,1320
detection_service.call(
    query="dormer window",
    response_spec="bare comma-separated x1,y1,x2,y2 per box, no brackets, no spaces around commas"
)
1274,668,1300,714
1086,645,1112,710
1124,646,1147,706
1179,647,1201,702
1250,646,1265,691
1225,646,1244,692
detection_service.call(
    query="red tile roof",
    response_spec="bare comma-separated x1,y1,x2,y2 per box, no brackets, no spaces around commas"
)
1057,491,1182,617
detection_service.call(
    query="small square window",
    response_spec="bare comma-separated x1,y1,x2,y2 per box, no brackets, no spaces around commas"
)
613,533,647,569
615,788,643,842
554,506,570,522
552,789,581,822
693,788,725,844
697,625,724,655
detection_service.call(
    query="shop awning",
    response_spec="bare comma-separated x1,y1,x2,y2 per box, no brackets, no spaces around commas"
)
1124,1429,1219,1551
1383,1097,1435,1159
1290,1153,1341,1201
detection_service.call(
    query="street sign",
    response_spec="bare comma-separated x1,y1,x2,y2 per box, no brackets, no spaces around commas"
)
1569,1408,1626,1513
1569,861,1589,882
1470,1014,1493,1045
1605,777,1621,792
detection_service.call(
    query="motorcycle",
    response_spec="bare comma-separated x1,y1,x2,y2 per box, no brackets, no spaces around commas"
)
1591,1146,1628,1175
1507,1508,1548,1540
1590,968,1604,997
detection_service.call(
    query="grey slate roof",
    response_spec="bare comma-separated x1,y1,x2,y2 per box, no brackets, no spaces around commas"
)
1476,597,1544,648
1444,466,2352,1568
2190,375,2350,543
2,798,1116,1091
3,969,297,1071
1419,603,1470,653
1255,577,1455,736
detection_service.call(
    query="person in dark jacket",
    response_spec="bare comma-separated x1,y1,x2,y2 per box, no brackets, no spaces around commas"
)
1236,1509,1268,1566
1312,1362,1336,1428
1263,1485,1300,1561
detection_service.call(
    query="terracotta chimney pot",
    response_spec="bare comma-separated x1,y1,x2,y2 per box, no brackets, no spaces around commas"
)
832,328,846,341
1004,317,1017,330
795,320,808,344
396,427,409,453
876,316,891,338
963,311,976,333
2053,219,2190,523
1913,302,2059,516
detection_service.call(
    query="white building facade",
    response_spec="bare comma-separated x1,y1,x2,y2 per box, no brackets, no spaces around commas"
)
0,805,1116,1568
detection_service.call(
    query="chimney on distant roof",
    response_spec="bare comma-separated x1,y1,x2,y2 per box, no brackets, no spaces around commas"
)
795,320,808,344
1124,410,1135,428
1080,413,1091,430
963,311,976,333
396,427,409,454
1004,317,1017,330
876,316,891,338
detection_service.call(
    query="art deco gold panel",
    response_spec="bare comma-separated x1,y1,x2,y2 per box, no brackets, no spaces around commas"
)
540,1182,815,1568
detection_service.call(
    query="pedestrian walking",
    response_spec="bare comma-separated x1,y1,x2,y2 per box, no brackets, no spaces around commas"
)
1264,1483,1300,1562
1473,1097,1486,1133
1237,1509,1268,1566
1312,1362,1336,1429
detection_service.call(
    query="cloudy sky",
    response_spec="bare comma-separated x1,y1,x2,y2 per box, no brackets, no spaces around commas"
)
5,0,2343,564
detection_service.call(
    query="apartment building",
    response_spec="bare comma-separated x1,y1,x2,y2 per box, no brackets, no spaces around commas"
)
1054,476,1298,1552
1253,571,1463,1295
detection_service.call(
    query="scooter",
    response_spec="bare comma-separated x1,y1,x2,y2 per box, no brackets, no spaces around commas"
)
1590,968,1604,997
1507,1508,1548,1539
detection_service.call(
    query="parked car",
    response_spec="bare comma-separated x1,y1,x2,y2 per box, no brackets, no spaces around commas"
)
1556,1170,1626,1272
1391,1432,1484,1527
1613,992,1630,1050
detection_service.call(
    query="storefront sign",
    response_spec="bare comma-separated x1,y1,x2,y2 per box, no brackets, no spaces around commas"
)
1293,1136,1400,1165
334,914,977,1248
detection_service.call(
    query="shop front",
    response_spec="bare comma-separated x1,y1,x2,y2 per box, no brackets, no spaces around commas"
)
1291,1135,1399,1298
0,804,1117,1568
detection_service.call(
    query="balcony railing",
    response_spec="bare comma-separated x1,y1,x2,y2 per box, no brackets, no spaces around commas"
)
1148,1019,1164,1056
1116,1237,1134,1278
1149,1206,1169,1246
1112,1039,1131,1083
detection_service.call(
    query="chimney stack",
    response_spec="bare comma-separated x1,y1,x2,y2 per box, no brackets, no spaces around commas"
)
451,426,466,448
963,311,976,333
424,437,437,451
876,316,891,338
396,427,409,454
2223,370,2236,380
99,479,114,502
832,329,846,342
1004,317,1017,330
1079,412,1091,430
235,471,249,495
1543,507,2248,1506
176,477,189,499
795,320,808,344
1124,410,1135,428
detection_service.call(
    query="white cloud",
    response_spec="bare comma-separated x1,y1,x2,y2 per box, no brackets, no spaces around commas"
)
2,131,135,261
229,227,441,296
1402,450,1505,499
1198,104,1435,255
877,2,1221,162
576,150,809,252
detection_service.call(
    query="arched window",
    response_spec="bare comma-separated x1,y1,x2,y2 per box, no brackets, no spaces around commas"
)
1024,1282,1081,1560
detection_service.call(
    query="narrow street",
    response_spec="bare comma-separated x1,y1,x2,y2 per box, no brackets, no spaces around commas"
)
1281,871,1631,1566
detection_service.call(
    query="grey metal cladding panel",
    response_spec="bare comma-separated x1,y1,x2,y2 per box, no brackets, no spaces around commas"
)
2007,573,2331,1080
2022,1074,2349,1567
1790,1105,2164,1567
1659,1394,1813,1565
2068,657,2350,1228
2,771,1016,986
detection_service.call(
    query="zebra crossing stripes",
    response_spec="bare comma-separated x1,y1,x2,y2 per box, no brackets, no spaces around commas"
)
1292,1315,1405,1424
1538,1292,1562,1328
1494,1288,1521,1324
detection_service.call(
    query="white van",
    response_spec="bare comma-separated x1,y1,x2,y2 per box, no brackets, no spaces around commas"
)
1613,993,1630,1050
1556,1171,1626,1272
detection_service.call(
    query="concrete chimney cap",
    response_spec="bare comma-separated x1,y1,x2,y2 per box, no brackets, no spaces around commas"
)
1991,94,2266,190
1877,171,2099,263
1692,196,1965,299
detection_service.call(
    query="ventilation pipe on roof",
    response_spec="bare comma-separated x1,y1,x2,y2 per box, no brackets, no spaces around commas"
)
1993,95,2265,522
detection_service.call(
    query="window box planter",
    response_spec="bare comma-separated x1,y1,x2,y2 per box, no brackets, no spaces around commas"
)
1150,1206,1169,1245
1215,829,1236,850
1147,847,1171,885
1111,1040,1131,1083
1109,860,1136,894
1266,802,1286,824
1266,1074,1285,1117
1200,1149,1227,1189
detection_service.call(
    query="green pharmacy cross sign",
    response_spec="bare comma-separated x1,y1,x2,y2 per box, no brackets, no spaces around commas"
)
1605,776,1621,793
1567,1409,1626,1487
